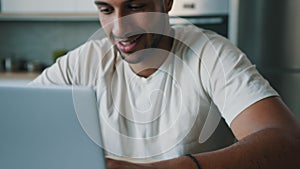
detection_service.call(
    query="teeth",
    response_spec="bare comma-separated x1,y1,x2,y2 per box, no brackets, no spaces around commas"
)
119,35,140,46
121,41,132,46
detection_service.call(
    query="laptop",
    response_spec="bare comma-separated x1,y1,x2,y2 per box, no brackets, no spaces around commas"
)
0,85,107,169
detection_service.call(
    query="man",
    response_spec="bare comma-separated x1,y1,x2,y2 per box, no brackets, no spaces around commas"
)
31,0,300,168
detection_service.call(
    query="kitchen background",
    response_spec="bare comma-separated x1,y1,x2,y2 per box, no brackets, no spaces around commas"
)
0,0,299,118
0,0,100,69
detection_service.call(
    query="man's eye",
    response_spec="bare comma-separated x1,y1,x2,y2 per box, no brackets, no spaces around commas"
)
99,7,114,14
128,4,145,11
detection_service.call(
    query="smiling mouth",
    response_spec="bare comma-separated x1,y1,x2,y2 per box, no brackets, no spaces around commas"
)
116,34,143,53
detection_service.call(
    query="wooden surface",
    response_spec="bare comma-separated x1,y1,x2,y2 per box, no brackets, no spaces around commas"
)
0,72,40,79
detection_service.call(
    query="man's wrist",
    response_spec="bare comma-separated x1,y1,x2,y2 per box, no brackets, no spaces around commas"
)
150,154,203,169
185,154,202,169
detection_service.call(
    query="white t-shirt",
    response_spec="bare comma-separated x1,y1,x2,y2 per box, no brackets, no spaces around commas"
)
31,25,278,161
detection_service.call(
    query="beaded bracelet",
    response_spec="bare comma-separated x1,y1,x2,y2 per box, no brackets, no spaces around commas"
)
185,154,202,169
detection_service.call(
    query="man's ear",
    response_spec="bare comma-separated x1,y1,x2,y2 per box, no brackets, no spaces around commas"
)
164,0,174,12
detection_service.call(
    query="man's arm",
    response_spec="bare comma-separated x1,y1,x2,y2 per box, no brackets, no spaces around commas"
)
106,96,300,169
188,96,300,169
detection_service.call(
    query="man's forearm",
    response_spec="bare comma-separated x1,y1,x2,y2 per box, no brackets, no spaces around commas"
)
153,128,300,169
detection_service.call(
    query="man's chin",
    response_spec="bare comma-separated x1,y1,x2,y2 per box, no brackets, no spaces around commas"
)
120,52,144,64
114,44,143,63
122,55,143,64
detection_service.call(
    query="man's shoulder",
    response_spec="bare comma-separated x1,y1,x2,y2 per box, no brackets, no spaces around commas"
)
171,25,221,61
172,25,220,42
172,25,224,54
172,25,236,57
68,37,116,76
70,37,114,62
79,37,112,52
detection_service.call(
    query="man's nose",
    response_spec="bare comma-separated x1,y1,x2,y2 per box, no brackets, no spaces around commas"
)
112,11,134,38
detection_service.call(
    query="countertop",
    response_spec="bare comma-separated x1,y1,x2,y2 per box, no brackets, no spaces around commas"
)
0,72,40,85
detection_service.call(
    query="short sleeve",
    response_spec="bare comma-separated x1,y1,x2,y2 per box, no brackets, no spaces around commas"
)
29,49,78,86
29,39,116,87
200,35,279,125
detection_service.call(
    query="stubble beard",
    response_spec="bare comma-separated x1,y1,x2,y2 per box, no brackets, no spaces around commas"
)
116,33,163,64
114,2,168,65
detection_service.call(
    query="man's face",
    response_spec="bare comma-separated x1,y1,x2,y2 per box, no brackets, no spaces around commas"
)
94,0,173,64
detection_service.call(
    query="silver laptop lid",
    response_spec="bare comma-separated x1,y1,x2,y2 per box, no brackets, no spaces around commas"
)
0,85,106,169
